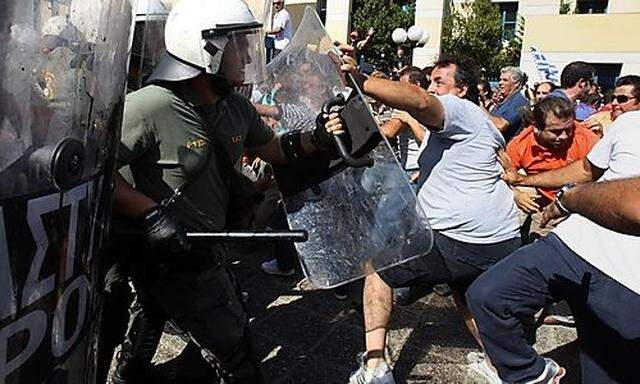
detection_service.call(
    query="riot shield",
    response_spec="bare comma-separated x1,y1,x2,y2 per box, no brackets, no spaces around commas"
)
128,0,171,91
265,7,433,288
0,1,134,383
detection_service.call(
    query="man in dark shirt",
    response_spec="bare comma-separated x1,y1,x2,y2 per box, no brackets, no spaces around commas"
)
490,66,530,142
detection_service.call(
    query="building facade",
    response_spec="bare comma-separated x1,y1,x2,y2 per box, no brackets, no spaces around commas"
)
277,0,639,87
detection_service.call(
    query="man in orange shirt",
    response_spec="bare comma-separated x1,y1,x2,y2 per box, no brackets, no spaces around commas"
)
502,96,599,241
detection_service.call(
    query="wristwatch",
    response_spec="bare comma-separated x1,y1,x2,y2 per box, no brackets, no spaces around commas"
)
555,183,576,215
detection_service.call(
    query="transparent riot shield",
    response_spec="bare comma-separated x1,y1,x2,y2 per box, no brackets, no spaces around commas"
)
0,1,134,383
128,0,171,91
264,7,433,288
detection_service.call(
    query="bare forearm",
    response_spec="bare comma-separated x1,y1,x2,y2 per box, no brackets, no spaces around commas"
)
362,77,443,129
402,116,426,143
380,118,404,139
113,172,156,218
490,116,509,133
266,27,283,34
253,103,280,119
562,178,640,236
519,158,596,189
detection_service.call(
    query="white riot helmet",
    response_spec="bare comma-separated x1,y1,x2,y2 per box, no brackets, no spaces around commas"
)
148,0,266,85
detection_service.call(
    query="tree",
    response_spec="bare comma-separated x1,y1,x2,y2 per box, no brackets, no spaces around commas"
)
441,0,522,78
351,0,415,72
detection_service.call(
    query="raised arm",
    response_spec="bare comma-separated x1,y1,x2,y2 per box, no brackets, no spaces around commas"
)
361,77,445,131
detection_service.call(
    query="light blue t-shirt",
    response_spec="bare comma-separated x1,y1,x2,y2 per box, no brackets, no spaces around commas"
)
416,95,520,244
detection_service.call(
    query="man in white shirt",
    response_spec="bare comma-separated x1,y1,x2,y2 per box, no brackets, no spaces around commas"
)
264,0,292,61
468,110,640,383
342,53,521,384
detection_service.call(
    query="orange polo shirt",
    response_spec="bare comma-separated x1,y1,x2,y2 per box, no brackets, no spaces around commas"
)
506,123,599,202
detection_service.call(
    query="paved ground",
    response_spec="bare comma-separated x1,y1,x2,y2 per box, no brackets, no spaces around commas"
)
112,244,580,384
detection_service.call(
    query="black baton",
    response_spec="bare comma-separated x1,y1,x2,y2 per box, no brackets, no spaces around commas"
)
112,230,308,243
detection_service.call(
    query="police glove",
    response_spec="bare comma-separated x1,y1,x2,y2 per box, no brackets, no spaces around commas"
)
312,112,335,150
313,94,351,151
141,205,191,253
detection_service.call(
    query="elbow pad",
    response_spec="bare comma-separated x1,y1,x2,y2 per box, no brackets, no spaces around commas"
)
275,130,338,197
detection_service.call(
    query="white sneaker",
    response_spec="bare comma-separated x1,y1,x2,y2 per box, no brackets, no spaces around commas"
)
525,358,565,384
348,352,395,384
468,357,504,384
260,259,294,277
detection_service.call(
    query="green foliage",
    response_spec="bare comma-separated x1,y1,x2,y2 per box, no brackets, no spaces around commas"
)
441,0,523,78
351,0,415,71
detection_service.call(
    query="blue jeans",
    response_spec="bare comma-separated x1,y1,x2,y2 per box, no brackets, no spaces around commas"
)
467,234,640,383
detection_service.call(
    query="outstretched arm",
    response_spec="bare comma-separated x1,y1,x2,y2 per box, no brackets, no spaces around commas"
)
542,177,640,236
337,46,444,131
360,77,444,131
503,157,605,189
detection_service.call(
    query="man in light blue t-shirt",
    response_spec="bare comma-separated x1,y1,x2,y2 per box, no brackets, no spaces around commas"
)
343,54,521,384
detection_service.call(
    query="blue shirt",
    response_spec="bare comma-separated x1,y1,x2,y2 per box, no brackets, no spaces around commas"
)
549,89,594,121
549,88,570,101
492,91,530,142
576,102,596,121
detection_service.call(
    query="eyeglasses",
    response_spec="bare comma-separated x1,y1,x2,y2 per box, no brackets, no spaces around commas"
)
612,95,637,103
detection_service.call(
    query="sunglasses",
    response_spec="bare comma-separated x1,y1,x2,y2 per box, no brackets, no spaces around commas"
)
612,95,636,103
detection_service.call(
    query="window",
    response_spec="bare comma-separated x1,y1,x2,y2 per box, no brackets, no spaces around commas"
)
498,2,518,41
576,0,608,14
592,63,622,91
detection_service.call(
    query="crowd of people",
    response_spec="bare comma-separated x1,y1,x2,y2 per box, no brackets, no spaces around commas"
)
89,0,640,384
336,52,640,384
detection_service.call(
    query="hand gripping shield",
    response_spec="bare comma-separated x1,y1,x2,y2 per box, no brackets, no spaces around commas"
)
265,8,433,288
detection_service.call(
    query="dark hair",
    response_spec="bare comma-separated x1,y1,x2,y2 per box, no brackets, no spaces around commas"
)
534,81,557,93
399,66,429,89
615,75,640,99
560,61,595,89
434,54,480,104
478,80,493,98
532,96,575,129
422,65,434,77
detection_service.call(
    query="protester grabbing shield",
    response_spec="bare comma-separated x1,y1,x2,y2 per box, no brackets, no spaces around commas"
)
263,8,434,288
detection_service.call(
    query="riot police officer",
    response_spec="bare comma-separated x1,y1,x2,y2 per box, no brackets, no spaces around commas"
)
112,0,344,382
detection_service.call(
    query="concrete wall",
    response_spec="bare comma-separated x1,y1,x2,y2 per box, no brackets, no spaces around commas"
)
412,0,446,68
518,0,559,16
608,0,640,13
324,0,351,42
520,13,640,82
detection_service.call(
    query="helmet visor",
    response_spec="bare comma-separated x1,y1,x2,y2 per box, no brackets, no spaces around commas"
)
204,26,266,86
